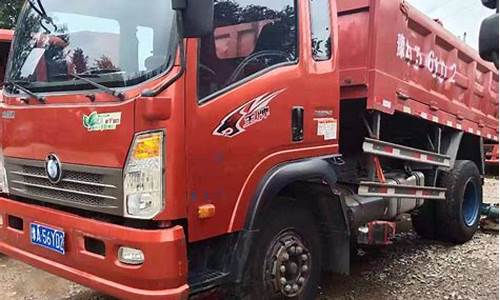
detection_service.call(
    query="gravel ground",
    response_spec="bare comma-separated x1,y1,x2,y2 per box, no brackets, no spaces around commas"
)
319,231,498,300
0,179,498,300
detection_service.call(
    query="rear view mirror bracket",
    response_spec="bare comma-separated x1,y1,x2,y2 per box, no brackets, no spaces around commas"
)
172,0,214,38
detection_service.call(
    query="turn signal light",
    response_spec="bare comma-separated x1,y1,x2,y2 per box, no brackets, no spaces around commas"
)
133,135,162,160
198,204,216,219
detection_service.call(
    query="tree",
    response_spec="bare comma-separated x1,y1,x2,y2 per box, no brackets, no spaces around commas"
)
72,48,88,74
95,55,117,70
0,0,24,29
214,0,241,26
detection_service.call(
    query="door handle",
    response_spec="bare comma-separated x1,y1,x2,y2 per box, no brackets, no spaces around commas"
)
292,107,304,142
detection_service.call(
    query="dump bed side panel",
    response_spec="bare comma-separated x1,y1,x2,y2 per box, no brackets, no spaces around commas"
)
338,0,499,142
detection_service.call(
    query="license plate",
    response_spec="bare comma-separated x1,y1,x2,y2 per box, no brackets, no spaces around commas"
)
30,223,65,255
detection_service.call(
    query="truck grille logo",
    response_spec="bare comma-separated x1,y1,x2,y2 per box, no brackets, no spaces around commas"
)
213,89,285,138
45,154,63,184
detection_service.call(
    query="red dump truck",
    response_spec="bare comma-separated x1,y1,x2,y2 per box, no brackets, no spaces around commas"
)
0,0,498,299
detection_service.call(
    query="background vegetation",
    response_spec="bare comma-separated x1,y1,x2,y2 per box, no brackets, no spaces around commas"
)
0,0,23,29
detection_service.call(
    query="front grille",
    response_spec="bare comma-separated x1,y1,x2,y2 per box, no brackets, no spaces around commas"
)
6,158,124,216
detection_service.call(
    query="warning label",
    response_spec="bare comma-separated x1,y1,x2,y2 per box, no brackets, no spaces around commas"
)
315,118,337,141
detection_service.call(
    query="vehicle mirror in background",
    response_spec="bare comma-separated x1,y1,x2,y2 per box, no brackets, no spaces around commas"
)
481,0,499,10
479,0,499,68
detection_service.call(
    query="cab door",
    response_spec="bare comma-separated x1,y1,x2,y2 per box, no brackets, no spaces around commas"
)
184,0,340,242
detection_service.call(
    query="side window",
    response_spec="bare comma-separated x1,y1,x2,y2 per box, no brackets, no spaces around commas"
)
0,42,9,83
310,0,332,61
198,0,297,100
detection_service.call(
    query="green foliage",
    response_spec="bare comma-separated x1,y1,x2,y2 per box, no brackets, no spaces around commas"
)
0,0,24,29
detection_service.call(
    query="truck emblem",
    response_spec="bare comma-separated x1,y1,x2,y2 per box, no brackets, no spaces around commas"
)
213,89,285,138
1,111,15,119
45,154,63,184
83,111,122,132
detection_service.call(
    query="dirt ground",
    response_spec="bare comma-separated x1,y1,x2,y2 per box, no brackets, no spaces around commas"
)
0,179,498,300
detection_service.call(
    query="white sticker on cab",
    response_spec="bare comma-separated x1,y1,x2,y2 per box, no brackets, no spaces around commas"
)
315,118,337,141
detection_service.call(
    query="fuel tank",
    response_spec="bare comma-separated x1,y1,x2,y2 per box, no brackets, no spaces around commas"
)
345,172,425,226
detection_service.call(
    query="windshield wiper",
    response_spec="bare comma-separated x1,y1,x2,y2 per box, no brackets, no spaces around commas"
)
4,81,45,103
27,0,58,33
81,69,122,76
67,73,125,101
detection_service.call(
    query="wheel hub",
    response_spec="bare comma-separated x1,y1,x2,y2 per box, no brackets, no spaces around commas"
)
462,178,480,227
264,230,312,298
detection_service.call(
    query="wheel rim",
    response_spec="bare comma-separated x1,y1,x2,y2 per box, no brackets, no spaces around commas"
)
264,230,312,298
462,179,480,227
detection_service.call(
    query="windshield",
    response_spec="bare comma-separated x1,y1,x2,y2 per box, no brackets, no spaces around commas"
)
6,0,177,92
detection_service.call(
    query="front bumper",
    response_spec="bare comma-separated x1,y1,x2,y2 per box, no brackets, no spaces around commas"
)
0,197,189,300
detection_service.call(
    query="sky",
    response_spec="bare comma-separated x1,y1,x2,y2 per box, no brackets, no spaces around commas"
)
407,0,495,49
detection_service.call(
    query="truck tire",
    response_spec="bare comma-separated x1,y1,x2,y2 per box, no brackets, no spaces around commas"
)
239,197,321,299
411,200,436,239
436,160,483,244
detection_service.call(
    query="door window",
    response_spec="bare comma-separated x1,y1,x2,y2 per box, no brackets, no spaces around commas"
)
198,0,297,100
310,0,332,61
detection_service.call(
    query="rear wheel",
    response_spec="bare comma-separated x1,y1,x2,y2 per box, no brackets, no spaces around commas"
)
436,160,482,244
239,198,322,299
412,160,482,244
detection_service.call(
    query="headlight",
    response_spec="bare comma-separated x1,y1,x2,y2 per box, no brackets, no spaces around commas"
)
124,131,164,219
0,148,9,194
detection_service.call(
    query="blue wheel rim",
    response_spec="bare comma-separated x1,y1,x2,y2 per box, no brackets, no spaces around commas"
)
462,179,480,227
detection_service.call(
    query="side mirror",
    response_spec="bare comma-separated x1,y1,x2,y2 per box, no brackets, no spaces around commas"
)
479,12,499,69
173,0,214,38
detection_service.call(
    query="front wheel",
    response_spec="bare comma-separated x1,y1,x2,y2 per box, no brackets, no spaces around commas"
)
239,198,322,299
436,160,483,244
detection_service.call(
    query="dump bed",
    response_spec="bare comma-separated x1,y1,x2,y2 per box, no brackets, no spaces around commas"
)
337,0,499,142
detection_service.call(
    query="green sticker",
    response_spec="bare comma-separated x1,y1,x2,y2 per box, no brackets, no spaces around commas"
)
83,112,122,132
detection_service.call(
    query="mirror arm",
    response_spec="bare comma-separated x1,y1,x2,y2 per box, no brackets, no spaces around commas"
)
172,0,187,10
141,11,186,98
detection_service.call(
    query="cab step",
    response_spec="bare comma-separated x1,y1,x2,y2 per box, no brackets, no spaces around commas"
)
189,269,230,295
358,181,446,200
363,138,451,168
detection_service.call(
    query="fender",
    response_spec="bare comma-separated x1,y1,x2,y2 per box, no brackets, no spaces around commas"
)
229,157,351,283
245,157,340,229
442,131,485,175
